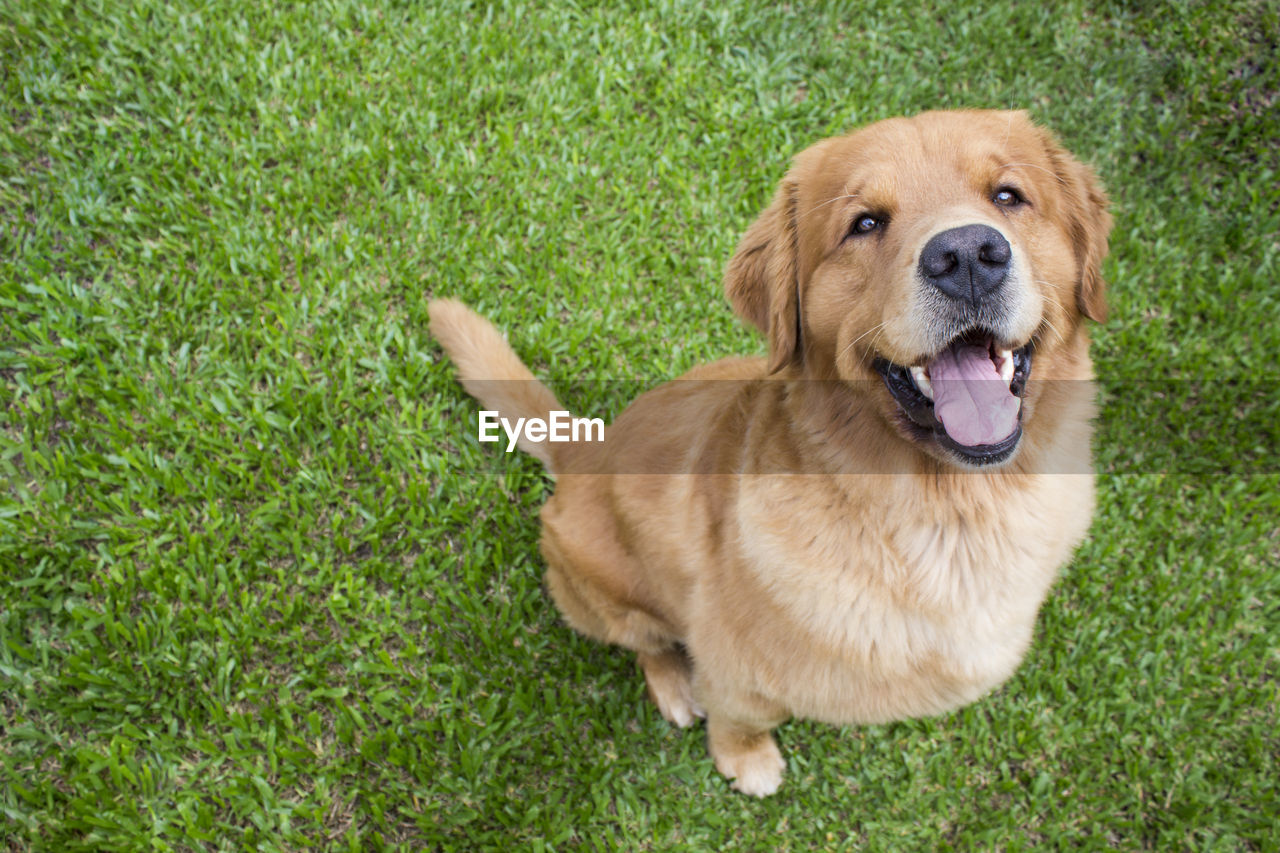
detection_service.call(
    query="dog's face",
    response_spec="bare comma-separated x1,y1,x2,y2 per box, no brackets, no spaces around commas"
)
726,110,1110,467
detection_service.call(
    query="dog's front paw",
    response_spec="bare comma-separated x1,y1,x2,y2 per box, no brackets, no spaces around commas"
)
654,685,706,729
640,650,706,728
712,733,786,797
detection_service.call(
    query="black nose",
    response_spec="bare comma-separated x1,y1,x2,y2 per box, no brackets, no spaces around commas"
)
918,224,1012,305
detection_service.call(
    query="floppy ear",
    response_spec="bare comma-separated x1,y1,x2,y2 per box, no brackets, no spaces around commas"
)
1040,129,1112,323
724,180,802,373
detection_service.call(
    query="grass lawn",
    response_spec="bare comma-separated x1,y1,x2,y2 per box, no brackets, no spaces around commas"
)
2,0,1278,848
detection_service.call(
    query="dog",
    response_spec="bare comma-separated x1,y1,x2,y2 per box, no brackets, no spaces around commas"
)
429,109,1110,796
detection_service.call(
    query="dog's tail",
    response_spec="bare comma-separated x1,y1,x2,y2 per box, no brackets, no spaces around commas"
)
428,298,565,470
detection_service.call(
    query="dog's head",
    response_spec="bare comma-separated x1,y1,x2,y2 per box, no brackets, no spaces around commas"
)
726,110,1110,468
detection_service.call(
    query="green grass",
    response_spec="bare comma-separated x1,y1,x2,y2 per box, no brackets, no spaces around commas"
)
2,0,1277,848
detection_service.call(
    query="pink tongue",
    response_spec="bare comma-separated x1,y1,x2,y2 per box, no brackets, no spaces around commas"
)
928,344,1020,447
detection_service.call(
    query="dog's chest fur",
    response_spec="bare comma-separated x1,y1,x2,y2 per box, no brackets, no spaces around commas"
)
717,473,1093,725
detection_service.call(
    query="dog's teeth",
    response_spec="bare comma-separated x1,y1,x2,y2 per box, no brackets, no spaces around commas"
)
999,349,1014,383
910,366,934,400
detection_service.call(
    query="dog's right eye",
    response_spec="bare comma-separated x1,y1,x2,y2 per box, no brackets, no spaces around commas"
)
849,215,882,237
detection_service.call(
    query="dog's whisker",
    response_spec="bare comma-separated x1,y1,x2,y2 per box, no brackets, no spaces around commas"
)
866,322,891,361
1032,293,1067,341
1034,280,1070,332
1035,286,1067,310
999,161,1065,183
799,193,859,221
841,320,889,360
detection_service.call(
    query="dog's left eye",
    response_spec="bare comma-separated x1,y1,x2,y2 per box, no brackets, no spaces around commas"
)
992,187,1025,207
849,215,882,236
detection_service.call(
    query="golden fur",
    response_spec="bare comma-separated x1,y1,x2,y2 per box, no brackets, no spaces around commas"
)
429,110,1110,796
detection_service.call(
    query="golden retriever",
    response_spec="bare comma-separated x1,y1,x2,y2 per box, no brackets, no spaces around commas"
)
429,109,1110,796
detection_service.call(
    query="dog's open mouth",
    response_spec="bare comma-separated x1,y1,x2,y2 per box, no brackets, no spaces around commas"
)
873,331,1032,466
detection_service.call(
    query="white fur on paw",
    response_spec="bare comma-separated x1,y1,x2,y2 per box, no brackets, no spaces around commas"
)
654,687,702,728
646,664,704,728
716,740,785,797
